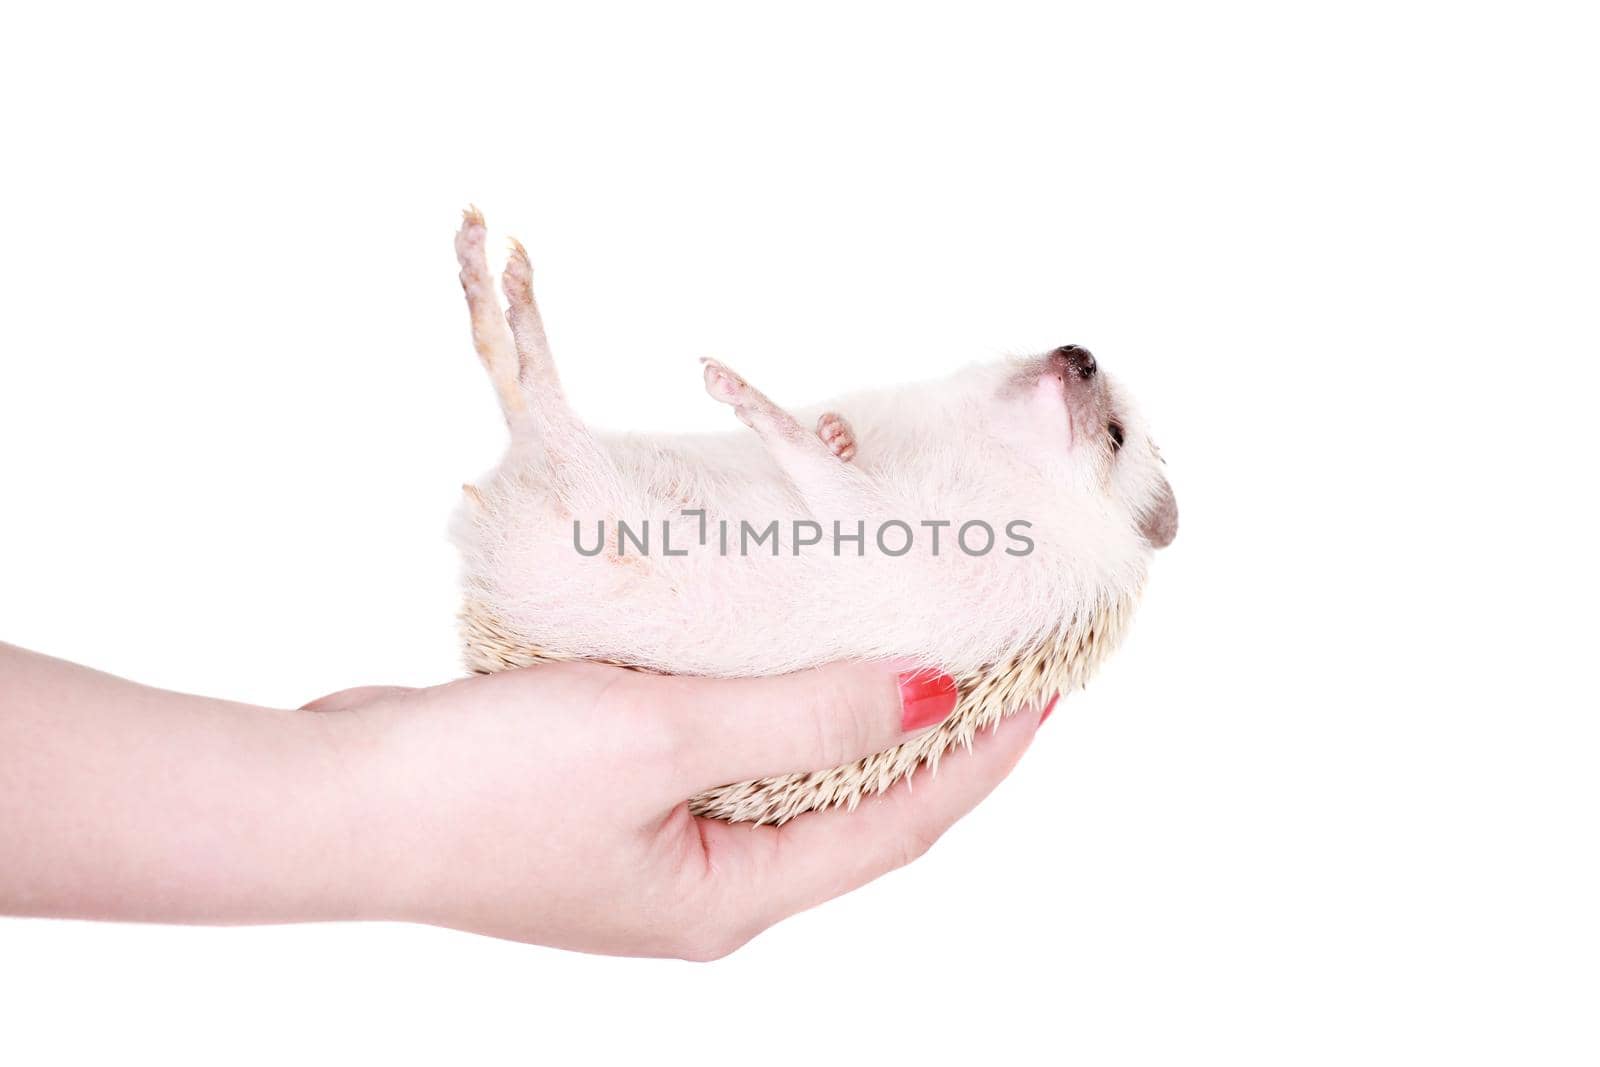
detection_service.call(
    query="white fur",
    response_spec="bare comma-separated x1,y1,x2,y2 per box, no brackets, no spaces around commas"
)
454,358,1171,678
449,210,1172,679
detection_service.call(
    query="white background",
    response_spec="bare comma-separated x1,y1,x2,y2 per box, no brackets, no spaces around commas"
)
2,2,1595,1064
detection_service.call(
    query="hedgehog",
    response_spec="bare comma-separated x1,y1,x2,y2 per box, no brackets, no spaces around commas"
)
449,208,1176,825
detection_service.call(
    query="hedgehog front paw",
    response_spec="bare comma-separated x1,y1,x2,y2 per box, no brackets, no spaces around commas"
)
700,358,750,406
816,412,857,462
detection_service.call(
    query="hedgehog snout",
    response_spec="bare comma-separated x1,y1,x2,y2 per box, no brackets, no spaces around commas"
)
1051,345,1097,380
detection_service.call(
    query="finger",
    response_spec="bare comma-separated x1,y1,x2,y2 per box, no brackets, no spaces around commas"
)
697,703,1043,936
299,685,415,713
648,661,959,792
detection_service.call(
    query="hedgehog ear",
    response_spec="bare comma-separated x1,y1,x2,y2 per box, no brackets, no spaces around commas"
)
1140,476,1178,549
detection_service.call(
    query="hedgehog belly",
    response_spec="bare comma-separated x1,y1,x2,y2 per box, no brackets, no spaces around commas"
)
459,594,1138,825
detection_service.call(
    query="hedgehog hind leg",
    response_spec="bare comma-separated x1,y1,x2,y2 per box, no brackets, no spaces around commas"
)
454,207,617,505
498,233,618,505
454,206,526,423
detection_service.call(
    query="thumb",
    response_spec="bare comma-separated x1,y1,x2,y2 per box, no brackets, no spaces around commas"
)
645,661,960,793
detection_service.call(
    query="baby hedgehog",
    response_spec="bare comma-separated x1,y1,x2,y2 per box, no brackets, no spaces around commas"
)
450,209,1177,824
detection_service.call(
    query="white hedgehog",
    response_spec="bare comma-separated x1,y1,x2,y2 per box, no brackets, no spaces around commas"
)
450,208,1177,824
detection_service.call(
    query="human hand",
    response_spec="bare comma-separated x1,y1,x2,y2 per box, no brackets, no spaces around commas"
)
303,662,1044,958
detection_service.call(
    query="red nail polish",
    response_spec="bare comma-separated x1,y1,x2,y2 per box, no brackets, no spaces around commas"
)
1039,693,1060,725
899,670,959,732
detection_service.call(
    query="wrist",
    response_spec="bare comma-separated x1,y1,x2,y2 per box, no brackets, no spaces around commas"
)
311,689,473,930
295,698,432,926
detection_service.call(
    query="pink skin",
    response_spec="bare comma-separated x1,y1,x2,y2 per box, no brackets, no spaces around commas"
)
0,643,1039,959
1031,361,1104,451
817,412,856,461
988,353,1112,467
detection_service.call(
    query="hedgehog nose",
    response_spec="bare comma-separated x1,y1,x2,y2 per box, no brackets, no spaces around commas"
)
1054,345,1096,380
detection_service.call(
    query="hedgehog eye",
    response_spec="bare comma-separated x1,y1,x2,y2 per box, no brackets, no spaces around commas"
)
1108,420,1125,453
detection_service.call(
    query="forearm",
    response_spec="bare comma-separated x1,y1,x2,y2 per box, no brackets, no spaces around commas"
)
0,643,387,926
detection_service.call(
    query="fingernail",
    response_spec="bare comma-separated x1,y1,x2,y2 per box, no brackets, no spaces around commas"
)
899,670,959,732
1039,693,1061,725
